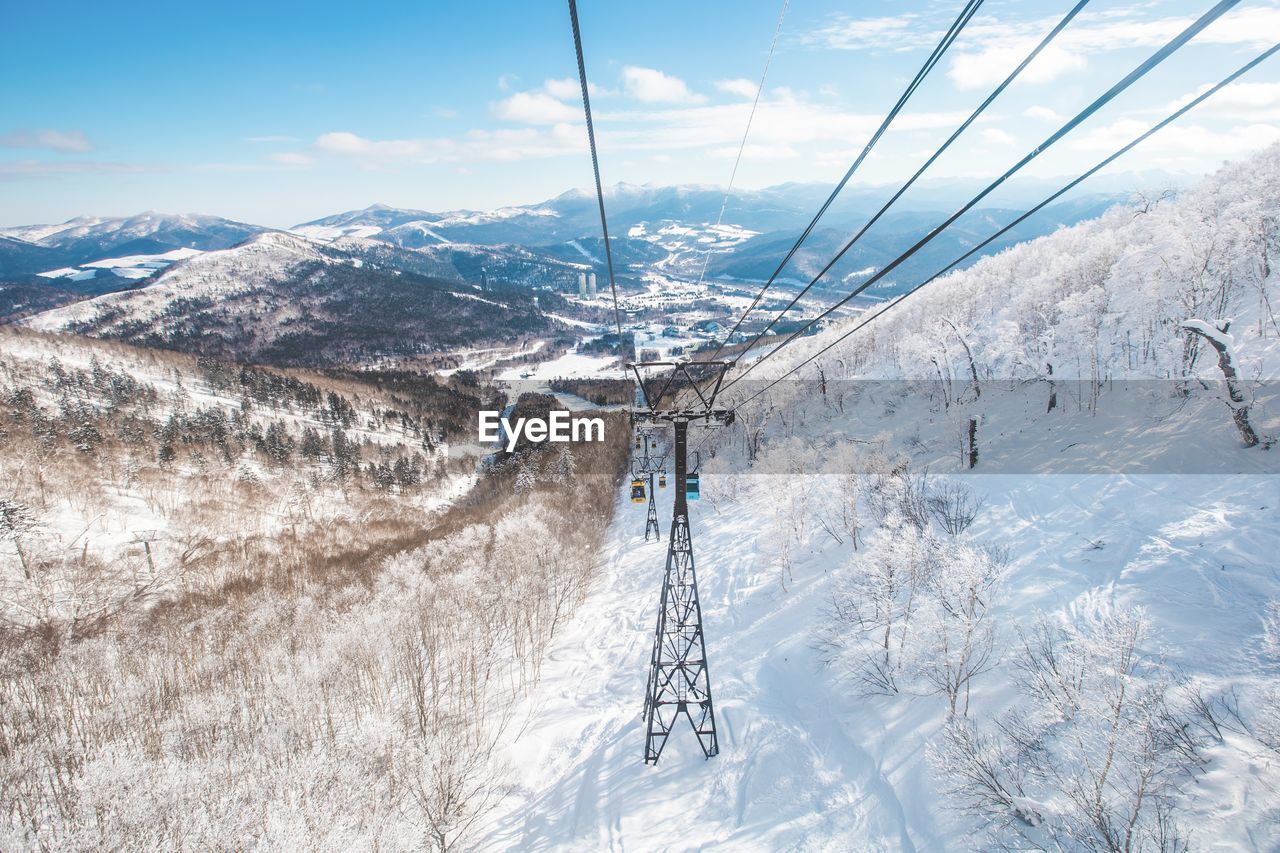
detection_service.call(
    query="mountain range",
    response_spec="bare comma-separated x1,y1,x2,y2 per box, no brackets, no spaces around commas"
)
1,172,1187,275
0,173,1189,344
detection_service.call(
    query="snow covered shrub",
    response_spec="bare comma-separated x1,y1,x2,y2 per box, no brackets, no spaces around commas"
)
819,505,1005,711
820,513,939,694
934,603,1206,851
863,467,932,530
928,481,985,537
917,542,1007,716
757,440,822,589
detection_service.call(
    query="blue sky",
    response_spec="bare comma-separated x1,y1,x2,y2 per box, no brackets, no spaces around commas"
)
2,0,1278,226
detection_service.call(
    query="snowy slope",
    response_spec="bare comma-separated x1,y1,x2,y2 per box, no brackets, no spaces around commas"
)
471,146,1280,850
26,230,326,334
0,326,477,631
36,246,204,282
474,470,1280,851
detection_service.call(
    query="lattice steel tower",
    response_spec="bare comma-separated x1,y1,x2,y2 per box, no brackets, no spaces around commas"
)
632,361,734,764
632,429,666,542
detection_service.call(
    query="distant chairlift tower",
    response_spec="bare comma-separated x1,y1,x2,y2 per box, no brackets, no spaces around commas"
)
631,360,735,764
632,429,666,542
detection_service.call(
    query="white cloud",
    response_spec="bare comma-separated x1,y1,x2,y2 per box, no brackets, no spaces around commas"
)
0,128,93,153
803,14,921,51
598,95,969,157
716,78,759,99
709,143,797,160
1168,81,1280,121
1072,119,1280,157
544,77,583,101
1056,6,1280,52
492,91,581,125
307,124,584,167
948,42,1086,90
314,132,425,159
980,128,1017,146
271,152,314,166
813,5,1280,92
1196,6,1280,48
621,67,705,104
0,160,148,178
1024,105,1062,122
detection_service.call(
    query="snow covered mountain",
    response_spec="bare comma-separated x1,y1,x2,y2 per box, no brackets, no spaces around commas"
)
288,181,1135,280
26,230,569,365
3,178,1146,295
0,212,264,277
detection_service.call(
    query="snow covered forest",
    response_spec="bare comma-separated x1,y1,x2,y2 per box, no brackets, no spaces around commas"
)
3,140,1280,853
0,328,627,849
632,142,1280,848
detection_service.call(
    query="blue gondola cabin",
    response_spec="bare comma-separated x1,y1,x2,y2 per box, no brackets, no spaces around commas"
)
685,472,700,500
631,478,646,503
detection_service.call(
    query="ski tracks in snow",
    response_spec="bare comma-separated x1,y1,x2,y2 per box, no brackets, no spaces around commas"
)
476,484,913,851
476,472,1280,850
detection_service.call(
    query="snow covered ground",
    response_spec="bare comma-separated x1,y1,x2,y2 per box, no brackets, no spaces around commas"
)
498,345,623,380
474,467,1280,851
473,147,1280,850
36,247,204,282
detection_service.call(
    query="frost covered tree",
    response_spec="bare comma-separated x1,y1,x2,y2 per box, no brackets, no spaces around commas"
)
513,459,538,494
934,603,1204,851
822,516,1006,711
0,497,38,580
546,444,576,483
1180,318,1259,446
917,543,1007,716
821,512,940,695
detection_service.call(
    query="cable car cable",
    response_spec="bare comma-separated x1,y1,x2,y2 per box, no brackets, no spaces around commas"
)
732,0,1093,360
723,39,1280,413
718,0,1244,395
693,0,790,292
568,0,626,345
699,0,987,367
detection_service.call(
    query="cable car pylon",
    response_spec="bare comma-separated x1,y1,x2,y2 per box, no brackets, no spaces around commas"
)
631,360,735,764
631,429,667,542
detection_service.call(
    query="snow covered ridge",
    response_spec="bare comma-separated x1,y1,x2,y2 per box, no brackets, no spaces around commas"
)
0,212,259,247
289,202,561,244
21,230,568,366
25,230,332,334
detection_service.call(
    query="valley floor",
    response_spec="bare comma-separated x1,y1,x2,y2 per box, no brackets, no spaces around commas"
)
475,471,1280,851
